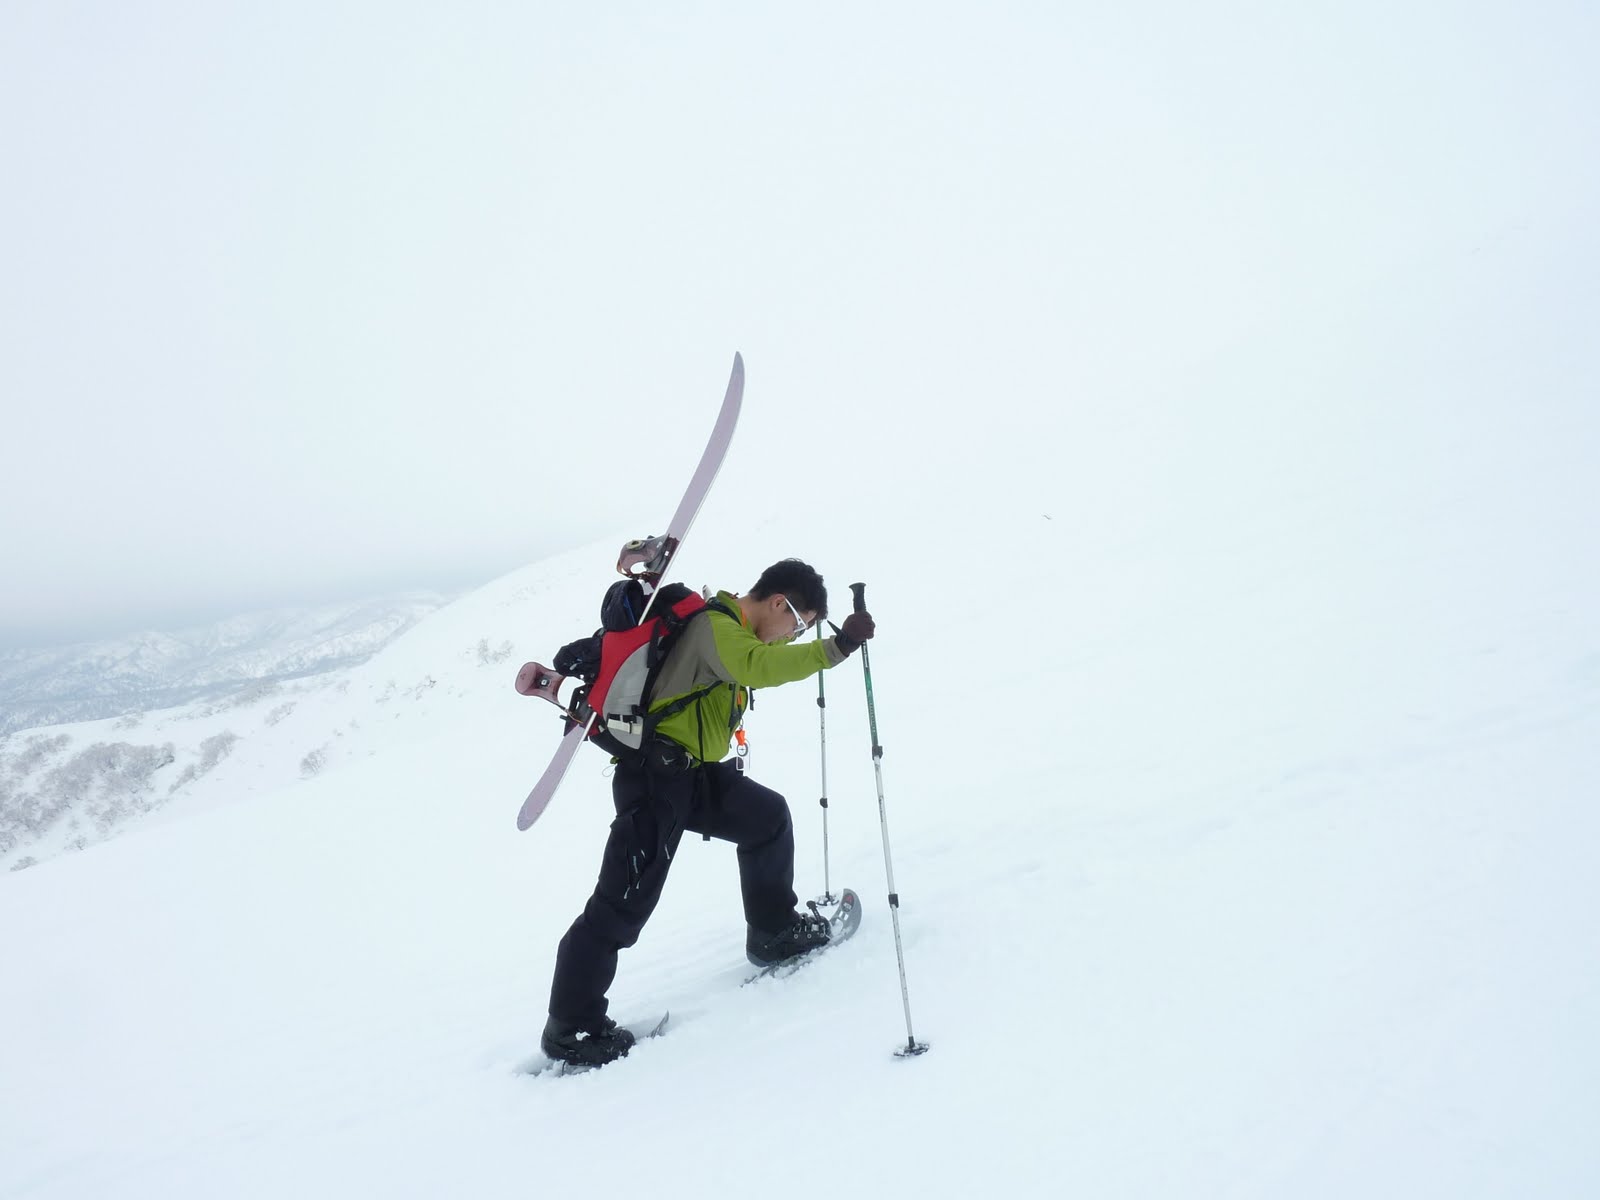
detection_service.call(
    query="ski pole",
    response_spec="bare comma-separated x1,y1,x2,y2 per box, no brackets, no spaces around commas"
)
816,623,836,905
849,582,929,1059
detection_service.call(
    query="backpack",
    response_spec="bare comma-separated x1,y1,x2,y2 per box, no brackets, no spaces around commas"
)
552,580,735,759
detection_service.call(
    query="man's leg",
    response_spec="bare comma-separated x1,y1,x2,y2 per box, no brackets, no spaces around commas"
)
686,761,799,933
547,753,695,1027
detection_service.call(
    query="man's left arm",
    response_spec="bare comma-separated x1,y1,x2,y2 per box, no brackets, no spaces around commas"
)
710,620,847,688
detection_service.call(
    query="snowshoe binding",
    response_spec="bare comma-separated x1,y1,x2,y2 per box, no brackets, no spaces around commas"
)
746,901,834,967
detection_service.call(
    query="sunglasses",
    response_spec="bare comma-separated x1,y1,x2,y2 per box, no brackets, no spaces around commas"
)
781,595,812,639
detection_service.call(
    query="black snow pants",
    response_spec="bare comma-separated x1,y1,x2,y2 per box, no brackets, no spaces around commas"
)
547,738,799,1027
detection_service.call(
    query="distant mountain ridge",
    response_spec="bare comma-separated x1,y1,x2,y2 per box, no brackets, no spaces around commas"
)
0,580,508,873
0,593,453,736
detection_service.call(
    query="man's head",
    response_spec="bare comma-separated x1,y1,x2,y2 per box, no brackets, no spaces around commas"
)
744,559,829,644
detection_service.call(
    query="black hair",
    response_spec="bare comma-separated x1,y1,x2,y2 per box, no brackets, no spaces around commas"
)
749,559,829,623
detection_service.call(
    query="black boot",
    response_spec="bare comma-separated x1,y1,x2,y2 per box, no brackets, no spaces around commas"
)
541,1015,637,1068
746,904,832,967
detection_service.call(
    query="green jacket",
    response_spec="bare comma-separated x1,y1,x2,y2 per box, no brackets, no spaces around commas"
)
649,590,848,762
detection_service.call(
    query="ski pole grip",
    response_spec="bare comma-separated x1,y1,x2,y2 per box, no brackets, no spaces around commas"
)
851,582,867,614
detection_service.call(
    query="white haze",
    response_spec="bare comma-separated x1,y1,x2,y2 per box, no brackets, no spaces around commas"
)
3,2,1596,643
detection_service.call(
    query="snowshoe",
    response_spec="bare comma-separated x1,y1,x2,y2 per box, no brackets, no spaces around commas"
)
746,902,833,967
539,1014,637,1069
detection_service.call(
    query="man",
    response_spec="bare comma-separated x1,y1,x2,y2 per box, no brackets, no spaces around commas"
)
541,558,876,1068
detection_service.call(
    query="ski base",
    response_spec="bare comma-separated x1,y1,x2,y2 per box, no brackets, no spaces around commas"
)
516,721,590,831
513,352,744,832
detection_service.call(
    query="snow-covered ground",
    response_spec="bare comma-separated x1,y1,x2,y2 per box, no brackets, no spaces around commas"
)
3,223,1597,1196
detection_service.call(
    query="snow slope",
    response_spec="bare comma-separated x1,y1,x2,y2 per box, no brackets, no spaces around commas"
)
0,594,454,869
3,254,1598,1197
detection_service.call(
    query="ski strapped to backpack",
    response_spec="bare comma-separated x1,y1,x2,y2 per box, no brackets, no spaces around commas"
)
517,576,737,761
513,355,744,831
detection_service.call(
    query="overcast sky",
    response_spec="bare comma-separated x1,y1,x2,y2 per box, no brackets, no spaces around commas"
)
2,1,1595,647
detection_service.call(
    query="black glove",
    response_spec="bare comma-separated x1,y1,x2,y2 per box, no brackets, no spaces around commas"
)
835,611,876,656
